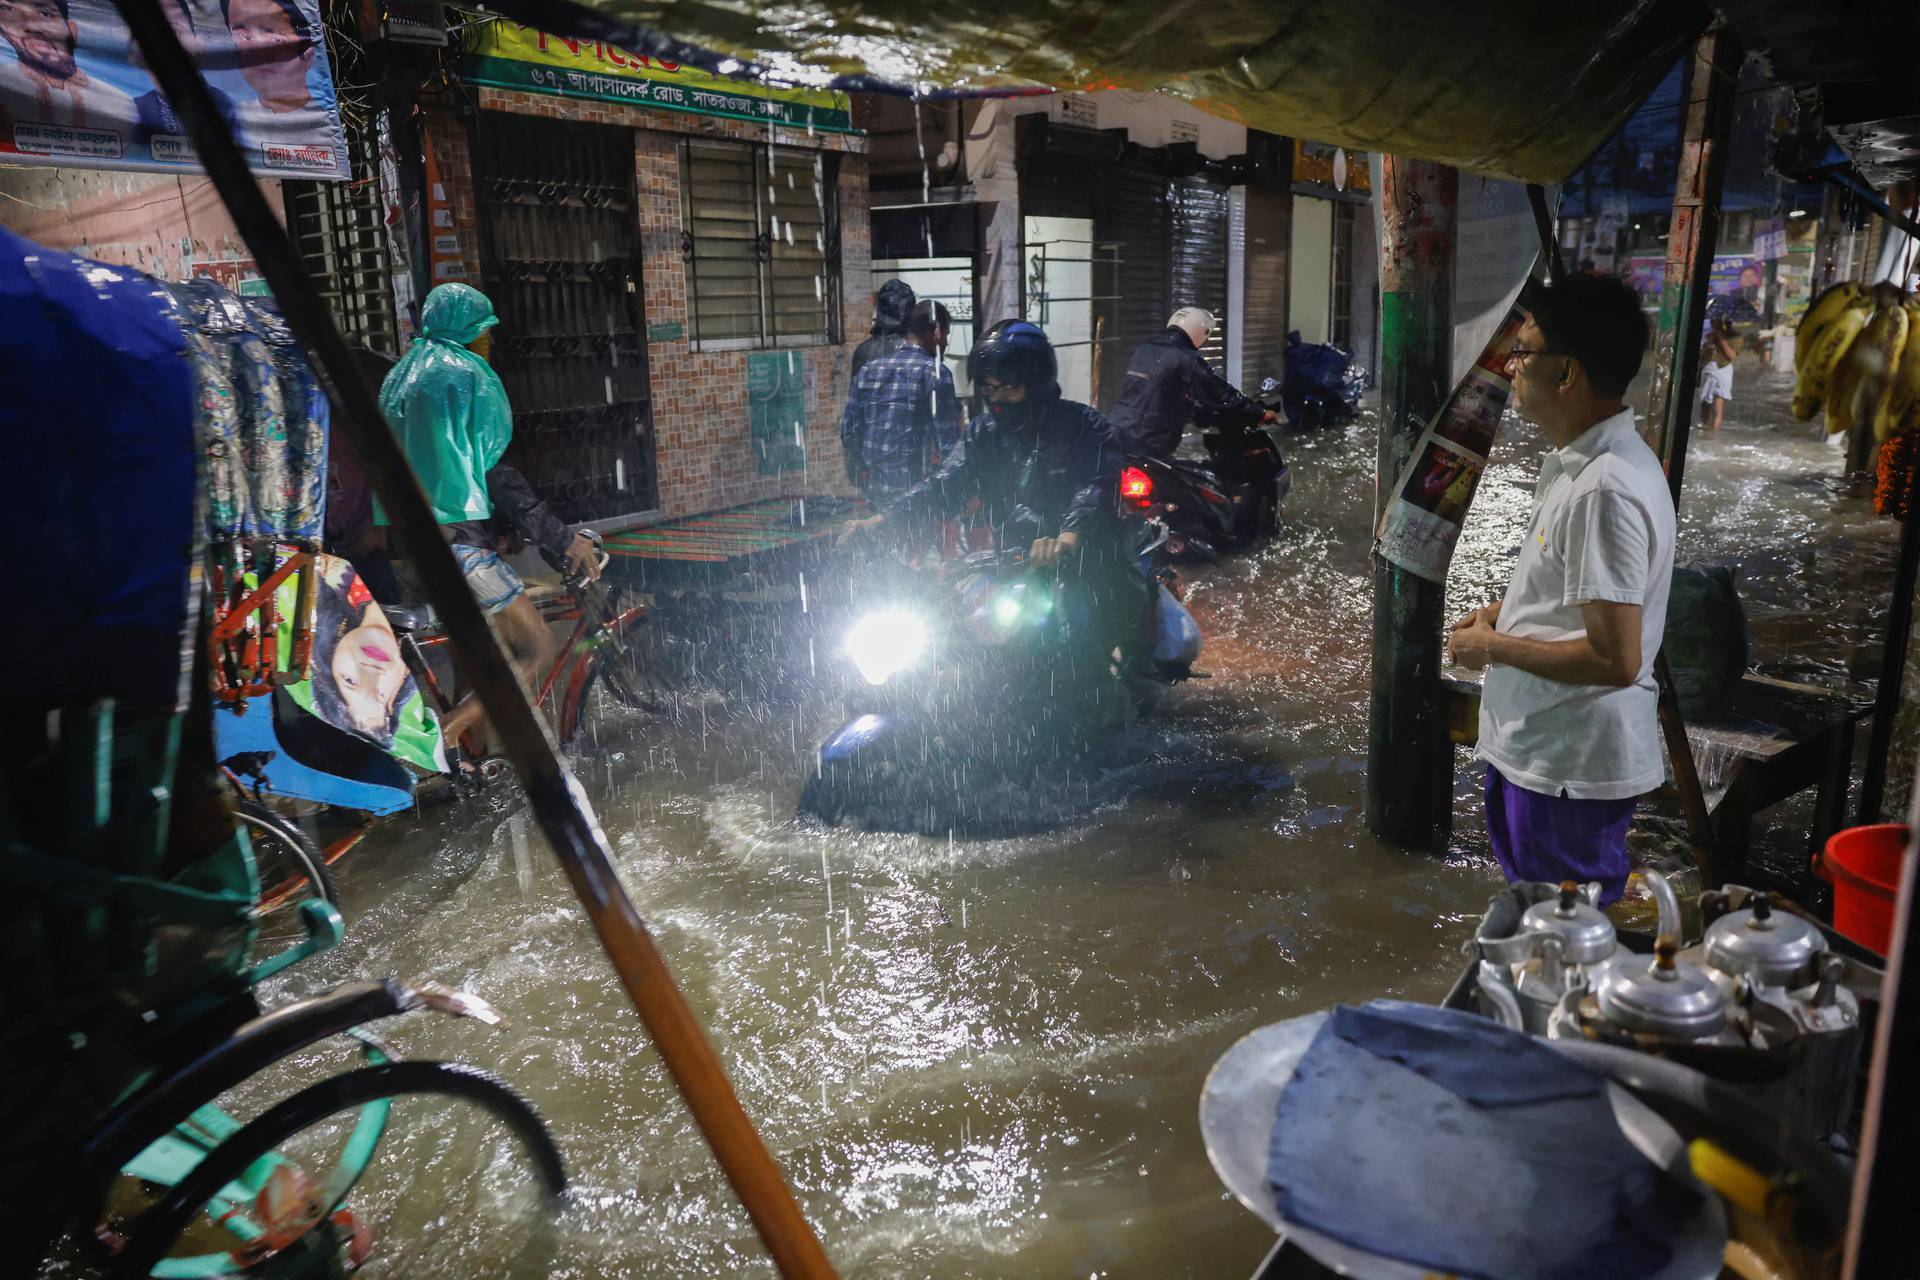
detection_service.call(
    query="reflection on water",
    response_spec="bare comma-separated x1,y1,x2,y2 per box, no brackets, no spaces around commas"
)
245,360,1888,1278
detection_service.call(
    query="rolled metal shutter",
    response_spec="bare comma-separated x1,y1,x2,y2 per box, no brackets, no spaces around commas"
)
1239,187,1292,389
1091,158,1170,410
1169,176,1232,374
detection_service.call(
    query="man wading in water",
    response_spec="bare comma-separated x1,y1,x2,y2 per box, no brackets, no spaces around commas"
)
1447,273,1675,905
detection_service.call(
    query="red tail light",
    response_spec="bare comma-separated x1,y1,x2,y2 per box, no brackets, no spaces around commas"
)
1121,466,1153,503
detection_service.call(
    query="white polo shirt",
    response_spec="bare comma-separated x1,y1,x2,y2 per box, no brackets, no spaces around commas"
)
1476,409,1675,800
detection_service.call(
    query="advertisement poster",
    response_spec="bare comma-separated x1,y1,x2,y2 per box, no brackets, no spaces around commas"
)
0,0,348,178
1626,255,1665,297
276,552,445,773
1708,254,1760,296
458,20,856,133
422,127,468,285
1374,294,1533,584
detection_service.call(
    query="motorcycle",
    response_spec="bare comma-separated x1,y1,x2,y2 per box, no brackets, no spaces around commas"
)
1118,409,1292,561
800,518,1200,832
1270,330,1364,431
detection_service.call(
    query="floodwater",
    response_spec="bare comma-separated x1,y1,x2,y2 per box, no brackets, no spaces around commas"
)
140,358,1896,1277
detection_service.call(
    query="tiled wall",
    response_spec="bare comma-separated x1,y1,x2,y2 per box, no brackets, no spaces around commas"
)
426,89,872,522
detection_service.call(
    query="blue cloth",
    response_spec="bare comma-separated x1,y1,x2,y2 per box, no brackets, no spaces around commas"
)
839,343,961,502
1328,1001,1602,1106
1485,766,1636,905
1267,1000,1703,1280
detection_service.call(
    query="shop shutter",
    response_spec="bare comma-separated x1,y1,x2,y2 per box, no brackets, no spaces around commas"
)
1240,187,1292,386
1091,157,1170,409
1169,176,1231,373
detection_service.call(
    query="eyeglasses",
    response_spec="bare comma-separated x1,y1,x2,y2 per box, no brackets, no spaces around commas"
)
1506,346,1562,364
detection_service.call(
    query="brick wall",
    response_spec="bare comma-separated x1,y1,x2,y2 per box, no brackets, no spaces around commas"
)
0,168,283,281
429,87,874,521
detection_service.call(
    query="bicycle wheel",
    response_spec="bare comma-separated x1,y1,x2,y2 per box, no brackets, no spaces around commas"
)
558,599,680,744
110,1060,567,1279
233,800,340,955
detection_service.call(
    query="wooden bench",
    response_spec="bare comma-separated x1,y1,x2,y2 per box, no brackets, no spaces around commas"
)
1445,672,1872,882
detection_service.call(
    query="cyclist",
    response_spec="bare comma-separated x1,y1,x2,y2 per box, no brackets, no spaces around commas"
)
376,283,596,750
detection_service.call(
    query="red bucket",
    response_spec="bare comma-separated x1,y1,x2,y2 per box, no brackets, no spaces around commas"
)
1814,824,1911,956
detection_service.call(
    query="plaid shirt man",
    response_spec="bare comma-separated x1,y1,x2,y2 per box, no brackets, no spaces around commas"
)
839,343,962,505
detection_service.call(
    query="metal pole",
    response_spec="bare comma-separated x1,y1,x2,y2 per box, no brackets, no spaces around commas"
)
1643,23,1743,500
110,6,837,1276
1368,157,1456,852
1858,444,1920,821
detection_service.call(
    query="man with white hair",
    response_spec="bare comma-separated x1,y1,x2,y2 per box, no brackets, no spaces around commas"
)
1108,306,1276,459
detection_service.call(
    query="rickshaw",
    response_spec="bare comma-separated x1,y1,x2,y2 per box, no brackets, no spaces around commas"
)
192,284,669,890
1,227,566,1277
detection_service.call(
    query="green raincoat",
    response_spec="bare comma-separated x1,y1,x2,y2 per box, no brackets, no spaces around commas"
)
375,283,510,526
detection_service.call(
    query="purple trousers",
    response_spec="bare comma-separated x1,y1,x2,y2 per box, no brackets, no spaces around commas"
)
1483,766,1635,906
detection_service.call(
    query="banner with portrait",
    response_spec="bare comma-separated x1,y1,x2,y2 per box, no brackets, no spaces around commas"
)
0,0,349,179
1374,287,1539,584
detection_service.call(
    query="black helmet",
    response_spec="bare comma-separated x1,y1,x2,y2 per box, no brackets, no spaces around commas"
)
967,319,1058,400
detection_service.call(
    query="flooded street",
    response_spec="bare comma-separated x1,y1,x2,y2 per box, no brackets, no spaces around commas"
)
260,359,1892,1279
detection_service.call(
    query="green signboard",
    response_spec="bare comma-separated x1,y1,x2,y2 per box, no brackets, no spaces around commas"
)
747,352,809,476
455,20,857,133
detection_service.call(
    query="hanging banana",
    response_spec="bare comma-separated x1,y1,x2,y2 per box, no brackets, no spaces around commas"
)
1847,295,1911,441
1882,298,1920,441
1793,289,1876,423
1796,280,1868,376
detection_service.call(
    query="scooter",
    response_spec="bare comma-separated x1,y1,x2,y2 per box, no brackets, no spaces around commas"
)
800,518,1200,832
1119,409,1291,561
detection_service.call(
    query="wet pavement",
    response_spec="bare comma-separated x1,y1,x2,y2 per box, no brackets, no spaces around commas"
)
170,356,1895,1278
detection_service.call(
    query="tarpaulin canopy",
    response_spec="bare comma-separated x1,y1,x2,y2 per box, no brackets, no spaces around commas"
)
484,0,1710,184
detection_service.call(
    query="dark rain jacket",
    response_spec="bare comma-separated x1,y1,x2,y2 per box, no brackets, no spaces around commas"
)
886,393,1123,550
1107,326,1264,458
850,279,917,383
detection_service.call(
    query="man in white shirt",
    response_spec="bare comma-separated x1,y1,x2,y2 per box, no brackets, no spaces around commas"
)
1447,273,1674,905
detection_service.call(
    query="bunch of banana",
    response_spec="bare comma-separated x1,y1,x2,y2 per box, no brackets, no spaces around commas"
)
1792,280,1920,439
1792,281,1872,422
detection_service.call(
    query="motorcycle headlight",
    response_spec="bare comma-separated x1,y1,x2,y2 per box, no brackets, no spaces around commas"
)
844,608,929,686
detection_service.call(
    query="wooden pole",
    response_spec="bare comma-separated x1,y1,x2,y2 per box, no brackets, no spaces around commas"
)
1368,158,1457,851
1637,26,1743,883
112,5,838,1276
1644,22,1742,495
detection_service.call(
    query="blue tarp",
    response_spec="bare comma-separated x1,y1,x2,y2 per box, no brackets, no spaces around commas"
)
0,226,198,706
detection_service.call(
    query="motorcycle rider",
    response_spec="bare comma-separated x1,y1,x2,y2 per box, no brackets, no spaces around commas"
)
839,321,1145,695
1108,306,1277,459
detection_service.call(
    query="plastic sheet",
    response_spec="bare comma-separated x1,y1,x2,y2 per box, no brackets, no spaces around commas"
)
496,0,1707,183
374,284,512,526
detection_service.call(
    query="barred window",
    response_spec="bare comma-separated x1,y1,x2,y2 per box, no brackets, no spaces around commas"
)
680,139,840,348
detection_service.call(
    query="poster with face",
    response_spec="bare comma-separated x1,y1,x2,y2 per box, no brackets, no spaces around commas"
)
0,0,347,178
275,552,446,774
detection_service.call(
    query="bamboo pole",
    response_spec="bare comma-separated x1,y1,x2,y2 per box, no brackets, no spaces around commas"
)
112,5,836,1275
